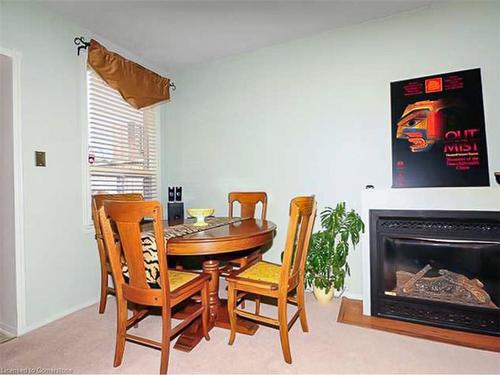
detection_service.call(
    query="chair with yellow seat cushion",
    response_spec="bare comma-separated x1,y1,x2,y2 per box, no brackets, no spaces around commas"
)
225,192,268,309
167,270,198,291
227,192,268,268
226,196,317,364
238,261,281,284
99,200,210,374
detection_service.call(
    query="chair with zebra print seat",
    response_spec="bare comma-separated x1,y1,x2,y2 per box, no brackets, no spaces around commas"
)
91,193,144,313
99,200,210,374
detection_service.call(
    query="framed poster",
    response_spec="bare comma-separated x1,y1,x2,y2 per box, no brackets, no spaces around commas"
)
391,68,489,188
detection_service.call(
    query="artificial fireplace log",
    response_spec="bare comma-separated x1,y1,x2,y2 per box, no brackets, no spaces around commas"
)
393,264,498,309
401,264,432,293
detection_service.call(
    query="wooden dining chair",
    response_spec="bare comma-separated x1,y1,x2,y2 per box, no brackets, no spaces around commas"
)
91,193,144,314
226,196,317,364
98,200,210,374
228,192,268,267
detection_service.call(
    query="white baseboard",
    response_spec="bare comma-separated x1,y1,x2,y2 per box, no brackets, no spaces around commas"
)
20,297,99,335
0,321,17,336
342,291,362,300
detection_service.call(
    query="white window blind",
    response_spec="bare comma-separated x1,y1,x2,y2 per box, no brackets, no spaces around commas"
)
87,68,158,200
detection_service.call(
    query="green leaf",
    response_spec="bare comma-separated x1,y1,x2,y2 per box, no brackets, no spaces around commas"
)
304,201,364,295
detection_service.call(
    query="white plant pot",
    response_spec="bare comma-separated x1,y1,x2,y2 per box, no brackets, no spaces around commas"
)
313,285,335,304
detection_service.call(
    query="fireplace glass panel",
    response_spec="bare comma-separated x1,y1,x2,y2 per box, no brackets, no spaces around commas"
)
382,237,500,310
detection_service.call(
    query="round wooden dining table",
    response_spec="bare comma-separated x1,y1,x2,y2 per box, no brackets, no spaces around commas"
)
165,218,276,352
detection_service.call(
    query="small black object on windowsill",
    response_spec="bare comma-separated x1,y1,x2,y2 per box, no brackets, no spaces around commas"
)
495,172,500,185
168,186,175,202
167,202,184,225
167,186,184,224
365,185,375,190
175,186,182,201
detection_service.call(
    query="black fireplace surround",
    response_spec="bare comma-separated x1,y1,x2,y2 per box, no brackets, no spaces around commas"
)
370,210,500,336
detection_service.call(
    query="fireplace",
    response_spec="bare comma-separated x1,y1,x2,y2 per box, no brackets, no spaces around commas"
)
370,210,500,336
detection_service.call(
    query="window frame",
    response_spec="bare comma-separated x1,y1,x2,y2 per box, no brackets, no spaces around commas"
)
81,64,162,231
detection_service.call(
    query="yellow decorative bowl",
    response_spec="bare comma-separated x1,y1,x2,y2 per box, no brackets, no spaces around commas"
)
187,208,215,226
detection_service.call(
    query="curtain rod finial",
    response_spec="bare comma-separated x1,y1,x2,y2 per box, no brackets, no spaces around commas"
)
74,36,91,56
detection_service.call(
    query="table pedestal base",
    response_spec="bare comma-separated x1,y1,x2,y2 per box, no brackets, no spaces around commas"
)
214,299,259,333
173,300,259,352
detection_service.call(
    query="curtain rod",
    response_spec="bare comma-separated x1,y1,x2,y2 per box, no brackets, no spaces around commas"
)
74,36,176,91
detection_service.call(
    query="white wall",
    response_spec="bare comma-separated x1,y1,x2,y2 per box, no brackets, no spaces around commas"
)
0,1,166,332
0,1,98,332
163,1,500,297
0,53,17,334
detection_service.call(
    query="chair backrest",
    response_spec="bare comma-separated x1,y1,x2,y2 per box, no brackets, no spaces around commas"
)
280,196,317,291
98,201,170,302
228,192,268,220
91,193,144,240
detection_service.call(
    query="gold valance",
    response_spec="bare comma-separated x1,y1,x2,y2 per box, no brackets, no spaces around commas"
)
87,39,170,110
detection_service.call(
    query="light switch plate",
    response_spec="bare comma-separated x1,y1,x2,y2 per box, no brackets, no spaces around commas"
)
35,151,46,167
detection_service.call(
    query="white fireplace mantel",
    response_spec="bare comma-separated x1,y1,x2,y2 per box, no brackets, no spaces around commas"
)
360,186,500,315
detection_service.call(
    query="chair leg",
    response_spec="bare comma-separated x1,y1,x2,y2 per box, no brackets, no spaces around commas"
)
201,282,210,341
255,295,261,315
113,297,127,367
98,268,108,314
227,283,237,345
278,297,292,364
239,258,248,309
297,282,309,333
159,306,171,374
132,304,140,328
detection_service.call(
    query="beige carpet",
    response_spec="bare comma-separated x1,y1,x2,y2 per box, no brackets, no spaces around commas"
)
1,293,498,374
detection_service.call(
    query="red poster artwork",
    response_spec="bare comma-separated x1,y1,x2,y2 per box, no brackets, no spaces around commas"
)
391,68,489,188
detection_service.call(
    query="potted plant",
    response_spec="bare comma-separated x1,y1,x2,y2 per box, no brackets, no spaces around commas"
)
305,202,364,304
